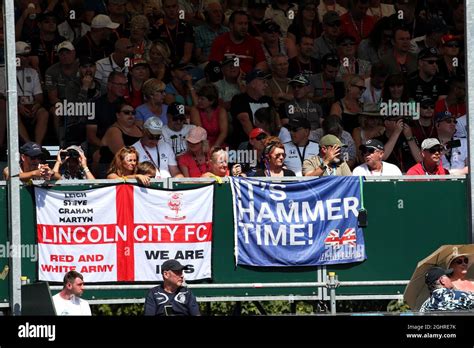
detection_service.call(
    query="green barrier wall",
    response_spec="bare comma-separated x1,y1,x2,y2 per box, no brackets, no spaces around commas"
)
0,179,469,306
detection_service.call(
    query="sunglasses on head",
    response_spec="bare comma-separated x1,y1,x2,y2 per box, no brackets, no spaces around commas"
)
428,146,444,153
121,109,136,115
454,257,469,265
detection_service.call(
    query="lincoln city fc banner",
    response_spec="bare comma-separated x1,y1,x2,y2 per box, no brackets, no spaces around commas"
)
229,177,366,266
35,184,214,282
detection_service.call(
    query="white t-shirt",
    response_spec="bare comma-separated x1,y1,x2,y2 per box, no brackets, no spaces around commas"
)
360,78,382,104
162,124,195,156
0,67,42,103
442,138,468,171
283,141,319,176
133,140,177,178
53,293,91,316
352,161,402,176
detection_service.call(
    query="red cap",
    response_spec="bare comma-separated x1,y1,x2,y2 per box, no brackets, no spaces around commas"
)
441,34,461,45
249,128,268,139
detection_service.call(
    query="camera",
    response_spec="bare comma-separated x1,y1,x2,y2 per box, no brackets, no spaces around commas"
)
445,139,461,149
60,149,80,160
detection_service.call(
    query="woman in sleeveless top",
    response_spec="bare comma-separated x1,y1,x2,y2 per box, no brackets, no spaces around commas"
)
100,102,143,167
445,254,474,293
190,84,228,148
329,74,364,134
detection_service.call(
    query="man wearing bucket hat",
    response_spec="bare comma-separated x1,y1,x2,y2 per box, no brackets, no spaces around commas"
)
420,266,474,312
406,138,450,175
302,134,351,176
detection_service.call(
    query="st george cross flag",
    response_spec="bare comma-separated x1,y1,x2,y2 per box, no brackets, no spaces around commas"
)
35,184,214,282
229,176,366,266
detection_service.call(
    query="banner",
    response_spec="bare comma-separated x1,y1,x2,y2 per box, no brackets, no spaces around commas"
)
36,184,214,282
229,177,366,266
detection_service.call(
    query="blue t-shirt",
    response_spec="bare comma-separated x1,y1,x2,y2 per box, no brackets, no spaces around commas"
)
165,83,193,106
135,103,168,126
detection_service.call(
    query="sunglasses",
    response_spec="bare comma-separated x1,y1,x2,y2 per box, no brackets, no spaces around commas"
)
147,133,161,140
420,104,434,109
423,60,438,65
273,153,286,159
361,147,377,155
454,257,469,265
428,146,444,153
172,116,186,122
121,110,136,115
445,42,460,48
442,119,458,124
352,84,366,92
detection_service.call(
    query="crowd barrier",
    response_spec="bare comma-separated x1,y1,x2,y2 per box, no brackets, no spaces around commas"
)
0,176,469,311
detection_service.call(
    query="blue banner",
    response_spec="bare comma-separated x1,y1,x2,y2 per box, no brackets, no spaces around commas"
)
229,177,366,266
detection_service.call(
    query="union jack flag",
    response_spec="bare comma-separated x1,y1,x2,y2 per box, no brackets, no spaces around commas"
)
324,228,357,248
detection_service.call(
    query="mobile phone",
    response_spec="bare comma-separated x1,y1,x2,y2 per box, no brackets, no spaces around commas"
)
445,139,461,149
164,305,174,316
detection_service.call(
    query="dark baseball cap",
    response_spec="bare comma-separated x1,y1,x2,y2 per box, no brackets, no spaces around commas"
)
245,69,271,83
167,102,186,118
420,96,434,108
161,259,186,272
322,53,340,67
205,60,222,82
360,139,384,151
20,142,43,157
418,47,439,60
79,56,95,67
288,117,311,130
435,110,454,123
337,34,356,46
221,55,237,67
323,11,340,25
425,266,453,285
288,73,309,86
248,0,268,8
260,19,281,33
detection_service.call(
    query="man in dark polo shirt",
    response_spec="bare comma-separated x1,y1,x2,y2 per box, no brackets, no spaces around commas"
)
144,259,200,316
230,69,274,149
407,47,448,102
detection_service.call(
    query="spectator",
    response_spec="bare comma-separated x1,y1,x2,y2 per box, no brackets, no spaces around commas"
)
357,16,393,65
435,111,467,172
127,58,151,109
254,106,281,138
281,74,323,131
255,136,295,177
381,73,410,104
317,0,347,23
407,47,448,102
302,134,352,176
310,53,340,116
194,61,223,94
352,139,402,176
52,145,95,180
135,78,167,128
177,126,210,177
411,96,437,145
146,41,172,82
288,35,320,78
0,42,49,145
420,267,474,312
380,26,417,76
107,146,150,186
162,103,196,156
434,76,466,119
411,18,448,54
99,101,143,177
265,54,292,108
148,0,194,64
438,34,464,83
312,11,341,61
209,10,268,74
214,56,244,111
235,127,268,176
45,41,79,144
74,14,117,63
287,1,320,46
352,104,385,163
366,0,395,21
260,19,290,67
194,2,229,64
339,0,375,46
202,147,230,178
311,114,357,169
360,63,387,105
335,34,371,82
445,255,474,292
247,0,269,38
133,117,183,178
283,117,319,176
406,138,449,175
330,74,364,135
95,38,135,95
229,69,273,149
144,259,200,316
129,15,152,59
106,0,129,37
3,142,53,181
57,0,89,43
164,62,198,113
136,161,157,178
263,0,297,37
64,56,102,147
53,271,91,316
15,1,43,41
190,84,228,148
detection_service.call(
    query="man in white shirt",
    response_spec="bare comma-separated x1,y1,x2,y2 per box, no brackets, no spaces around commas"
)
133,116,183,178
161,103,195,156
353,139,402,176
53,271,91,316
283,117,319,176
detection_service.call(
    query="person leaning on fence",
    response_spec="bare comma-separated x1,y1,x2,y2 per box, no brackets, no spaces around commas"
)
107,146,151,186
419,267,474,312
144,260,200,316
53,271,91,316
352,139,402,176
3,142,53,181
52,145,95,180
406,138,450,176
302,134,352,177
254,137,296,177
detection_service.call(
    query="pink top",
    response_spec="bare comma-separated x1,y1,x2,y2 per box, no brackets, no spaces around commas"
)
177,152,210,178
199,107,221,147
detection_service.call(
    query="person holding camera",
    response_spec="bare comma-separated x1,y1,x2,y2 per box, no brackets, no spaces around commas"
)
435,111,467,173
3,142,53,182
52,145,95,180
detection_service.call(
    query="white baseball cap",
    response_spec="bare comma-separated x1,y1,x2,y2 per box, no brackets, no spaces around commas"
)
57,41,75,53
91,14,120,29
16,41,31,56
143,117,163,135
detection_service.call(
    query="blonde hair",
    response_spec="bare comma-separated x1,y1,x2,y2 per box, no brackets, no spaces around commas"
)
142,78,166,99
344,74,364,91
146,41,171,64
130,15,150,31
137,161,157,177
108,146,140,176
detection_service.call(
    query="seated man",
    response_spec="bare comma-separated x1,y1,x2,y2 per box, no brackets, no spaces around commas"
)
406,138,450,176
302,134,351,176
352,139,402,176
420,267,474,312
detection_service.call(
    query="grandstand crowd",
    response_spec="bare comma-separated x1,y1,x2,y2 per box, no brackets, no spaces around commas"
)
0,0,467,181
